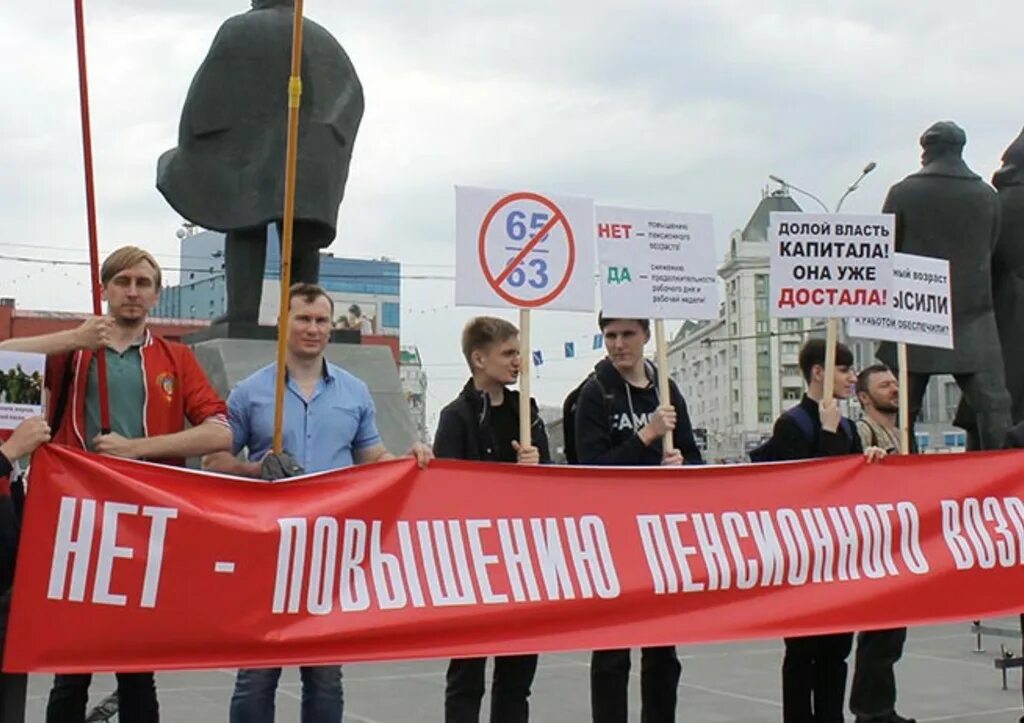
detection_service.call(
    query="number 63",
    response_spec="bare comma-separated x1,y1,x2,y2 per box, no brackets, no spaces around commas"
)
506,258,549,289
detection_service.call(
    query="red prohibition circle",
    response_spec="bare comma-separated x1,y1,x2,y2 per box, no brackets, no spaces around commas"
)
477,192,576,308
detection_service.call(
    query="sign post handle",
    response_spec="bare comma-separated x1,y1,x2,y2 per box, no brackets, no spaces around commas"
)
898,342,910,454
823,318,839,401
654,319,674,453
271,0,307,455
519,308,532,448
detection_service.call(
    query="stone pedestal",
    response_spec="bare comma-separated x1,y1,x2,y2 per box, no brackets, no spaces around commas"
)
192,338,415,455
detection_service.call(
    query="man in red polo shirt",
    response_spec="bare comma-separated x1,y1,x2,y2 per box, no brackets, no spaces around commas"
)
0,245,231,722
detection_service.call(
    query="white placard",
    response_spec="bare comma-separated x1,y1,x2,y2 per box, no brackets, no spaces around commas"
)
0,351,45,430
596,206,719,320
769,212,895,318
455,186,595,311
846,253,953,349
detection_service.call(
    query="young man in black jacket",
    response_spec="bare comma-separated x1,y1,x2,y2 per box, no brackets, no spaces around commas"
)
574,314,702,723
433,316,550,723
774,338,885,723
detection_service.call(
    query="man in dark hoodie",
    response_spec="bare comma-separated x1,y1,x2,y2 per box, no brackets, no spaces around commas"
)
433,316,550,723
0,415,51,722
574,314,701,723
774,338,886,723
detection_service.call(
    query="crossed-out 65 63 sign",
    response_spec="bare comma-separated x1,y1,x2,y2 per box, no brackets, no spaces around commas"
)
477,192,576,308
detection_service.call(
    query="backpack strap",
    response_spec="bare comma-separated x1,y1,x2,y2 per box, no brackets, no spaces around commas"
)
861,419,878,448
786,405,815,445
788,405,855,447
590,373,614,415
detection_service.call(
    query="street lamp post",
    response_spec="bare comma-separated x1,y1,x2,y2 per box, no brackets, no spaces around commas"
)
767,162,879,407
770,162,876,213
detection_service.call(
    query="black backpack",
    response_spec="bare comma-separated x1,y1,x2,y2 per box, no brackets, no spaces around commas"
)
748,405,855,463
561,373,614,465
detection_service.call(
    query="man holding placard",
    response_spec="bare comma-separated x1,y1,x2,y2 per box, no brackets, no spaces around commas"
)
433,315,549,723
763,339,885,723
574,313,701,723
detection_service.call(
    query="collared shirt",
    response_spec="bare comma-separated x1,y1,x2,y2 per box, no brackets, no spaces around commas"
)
228,361,381,474
85,342,146,450
856,415,902,454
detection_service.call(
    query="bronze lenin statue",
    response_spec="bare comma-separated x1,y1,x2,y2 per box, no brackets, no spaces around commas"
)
157,0,364,324
879,121,1012,450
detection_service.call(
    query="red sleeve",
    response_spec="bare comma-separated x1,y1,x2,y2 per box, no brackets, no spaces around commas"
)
177,347,228,426
44,354,67,392
44,352,73,424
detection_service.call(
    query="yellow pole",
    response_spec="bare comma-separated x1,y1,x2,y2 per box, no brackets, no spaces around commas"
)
273,0,306,454
654,319,674,453
898,342,910,454
823,318,839,401
519,308,532,447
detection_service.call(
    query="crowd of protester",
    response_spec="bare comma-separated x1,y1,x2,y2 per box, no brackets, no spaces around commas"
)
1,245,1015,722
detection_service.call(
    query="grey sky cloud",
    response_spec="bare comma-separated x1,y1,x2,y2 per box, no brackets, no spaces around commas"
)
2,1,1022,428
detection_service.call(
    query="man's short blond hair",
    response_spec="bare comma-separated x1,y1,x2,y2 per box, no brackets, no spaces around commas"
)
461,316,519,367
100,246,162,288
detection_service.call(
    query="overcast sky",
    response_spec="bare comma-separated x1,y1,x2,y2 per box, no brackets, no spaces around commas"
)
2,1,1023,426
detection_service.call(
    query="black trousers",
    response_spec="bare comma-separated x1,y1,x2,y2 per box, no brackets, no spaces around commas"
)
908,371,1011,451
782,633,854,723
445,655,538,723
0,590,26,723
222,223,323,324
590,647,680,723
849,627,907,721
46,672,159,723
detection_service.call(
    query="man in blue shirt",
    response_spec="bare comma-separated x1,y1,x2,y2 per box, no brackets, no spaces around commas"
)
205,282,431,723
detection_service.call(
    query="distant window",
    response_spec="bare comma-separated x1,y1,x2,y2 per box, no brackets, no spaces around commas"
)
382,302,400,329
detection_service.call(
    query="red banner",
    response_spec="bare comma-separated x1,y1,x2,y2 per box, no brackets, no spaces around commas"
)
5,444,1024,673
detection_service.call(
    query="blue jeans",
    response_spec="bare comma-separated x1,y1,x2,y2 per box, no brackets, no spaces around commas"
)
229,666,342,723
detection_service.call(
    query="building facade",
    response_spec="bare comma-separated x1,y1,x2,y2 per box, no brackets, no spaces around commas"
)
155,228,401,336
399,346,429,443
668,189,965,461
